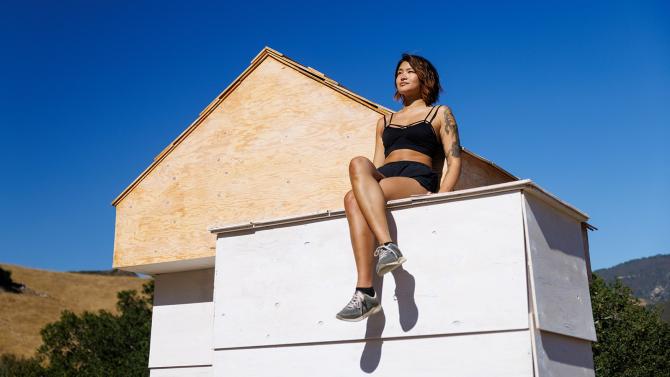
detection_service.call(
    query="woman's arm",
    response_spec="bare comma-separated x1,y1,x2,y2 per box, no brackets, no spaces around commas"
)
372,116,386,168
438,106,462,192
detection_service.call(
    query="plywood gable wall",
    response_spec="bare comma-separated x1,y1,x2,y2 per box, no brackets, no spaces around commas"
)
114,56,382,268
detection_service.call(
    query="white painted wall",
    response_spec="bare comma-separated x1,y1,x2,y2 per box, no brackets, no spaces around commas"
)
213,331,534,377
145,181,596,376
523,193,597,341
533,330,595,377
213,192,529,350
149,269,214,375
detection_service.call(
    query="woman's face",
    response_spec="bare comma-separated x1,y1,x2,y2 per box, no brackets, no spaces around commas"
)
396,61,420,97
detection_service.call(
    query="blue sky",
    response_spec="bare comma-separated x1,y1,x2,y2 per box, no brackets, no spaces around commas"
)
0,1,668,272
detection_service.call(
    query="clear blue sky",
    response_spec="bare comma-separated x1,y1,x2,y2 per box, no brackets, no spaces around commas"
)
0,1,668,272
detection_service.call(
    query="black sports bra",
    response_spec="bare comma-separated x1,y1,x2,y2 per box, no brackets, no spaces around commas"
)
382,105,442,158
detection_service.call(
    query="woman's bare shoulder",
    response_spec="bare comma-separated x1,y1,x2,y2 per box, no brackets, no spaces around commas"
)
435,105,457,127
435,103,454,114
375,114,387,134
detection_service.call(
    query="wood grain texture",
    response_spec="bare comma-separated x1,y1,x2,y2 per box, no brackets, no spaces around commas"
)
451,150,516,190
113,53,517,269
113,56,378,268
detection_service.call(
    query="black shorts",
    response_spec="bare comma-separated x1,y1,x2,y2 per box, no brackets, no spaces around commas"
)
377,161,439,193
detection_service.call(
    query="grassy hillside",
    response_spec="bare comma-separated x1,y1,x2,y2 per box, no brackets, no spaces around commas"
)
0,264,147,358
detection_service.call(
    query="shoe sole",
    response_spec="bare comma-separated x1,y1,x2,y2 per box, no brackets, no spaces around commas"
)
376,256,407,276
336,305,382,322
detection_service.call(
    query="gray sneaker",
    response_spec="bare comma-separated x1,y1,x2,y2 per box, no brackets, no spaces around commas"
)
374,242,406,276
335,290,381,322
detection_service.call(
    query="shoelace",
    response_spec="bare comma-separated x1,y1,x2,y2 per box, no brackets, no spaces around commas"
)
374,244,396,259
346,291,365,309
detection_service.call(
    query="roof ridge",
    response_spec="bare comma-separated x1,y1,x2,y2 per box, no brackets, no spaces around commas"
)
111,46,393,206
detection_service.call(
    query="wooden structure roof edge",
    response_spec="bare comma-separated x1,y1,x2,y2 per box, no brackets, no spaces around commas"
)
207,179,589,235
461,146,518,181
111,46,518,207
112,46,393,206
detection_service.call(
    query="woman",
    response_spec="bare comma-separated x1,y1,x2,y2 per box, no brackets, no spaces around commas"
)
336,53,462,322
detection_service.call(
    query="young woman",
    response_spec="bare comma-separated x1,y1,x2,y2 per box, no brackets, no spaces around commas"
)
336,53,462,322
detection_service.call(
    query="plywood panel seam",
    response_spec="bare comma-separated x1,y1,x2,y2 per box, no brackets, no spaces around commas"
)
149,364,212,370
210,181,532,234
521,192,541,328
522,191,541,377
213,328,531,351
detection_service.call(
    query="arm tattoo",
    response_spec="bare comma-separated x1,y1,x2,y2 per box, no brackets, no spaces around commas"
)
443,107,461,158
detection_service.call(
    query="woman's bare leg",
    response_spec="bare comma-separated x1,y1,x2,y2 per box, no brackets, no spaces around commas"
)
348,157,430,244
344,190,376,287
345,157,430,287
348,156,393,244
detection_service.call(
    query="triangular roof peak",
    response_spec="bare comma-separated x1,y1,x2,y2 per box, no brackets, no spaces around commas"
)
112,46,516,206
197,45,393,131
112,46,396,206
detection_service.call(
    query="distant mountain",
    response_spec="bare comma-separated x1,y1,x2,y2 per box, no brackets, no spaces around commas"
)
594,253,670,305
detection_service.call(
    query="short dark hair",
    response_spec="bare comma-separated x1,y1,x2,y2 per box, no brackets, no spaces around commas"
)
393,53,443,106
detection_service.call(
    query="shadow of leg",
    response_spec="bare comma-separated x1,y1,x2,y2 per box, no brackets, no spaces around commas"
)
392,267,418,331
360,273,385,373
360,337,384,374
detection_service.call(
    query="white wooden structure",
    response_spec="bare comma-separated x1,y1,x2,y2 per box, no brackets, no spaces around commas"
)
143,180,596,376
112,46,596,376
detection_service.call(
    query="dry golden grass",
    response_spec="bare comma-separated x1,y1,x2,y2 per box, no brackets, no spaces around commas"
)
0,263,147,358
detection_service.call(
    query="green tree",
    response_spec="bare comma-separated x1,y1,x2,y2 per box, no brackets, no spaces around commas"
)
0,354,45,377
591,273,670,377
37,280,153,377
0,266,24,293
0,280,153,377
657,300,670,323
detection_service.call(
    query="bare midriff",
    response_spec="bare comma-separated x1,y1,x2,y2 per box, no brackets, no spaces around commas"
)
384,149,432,168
